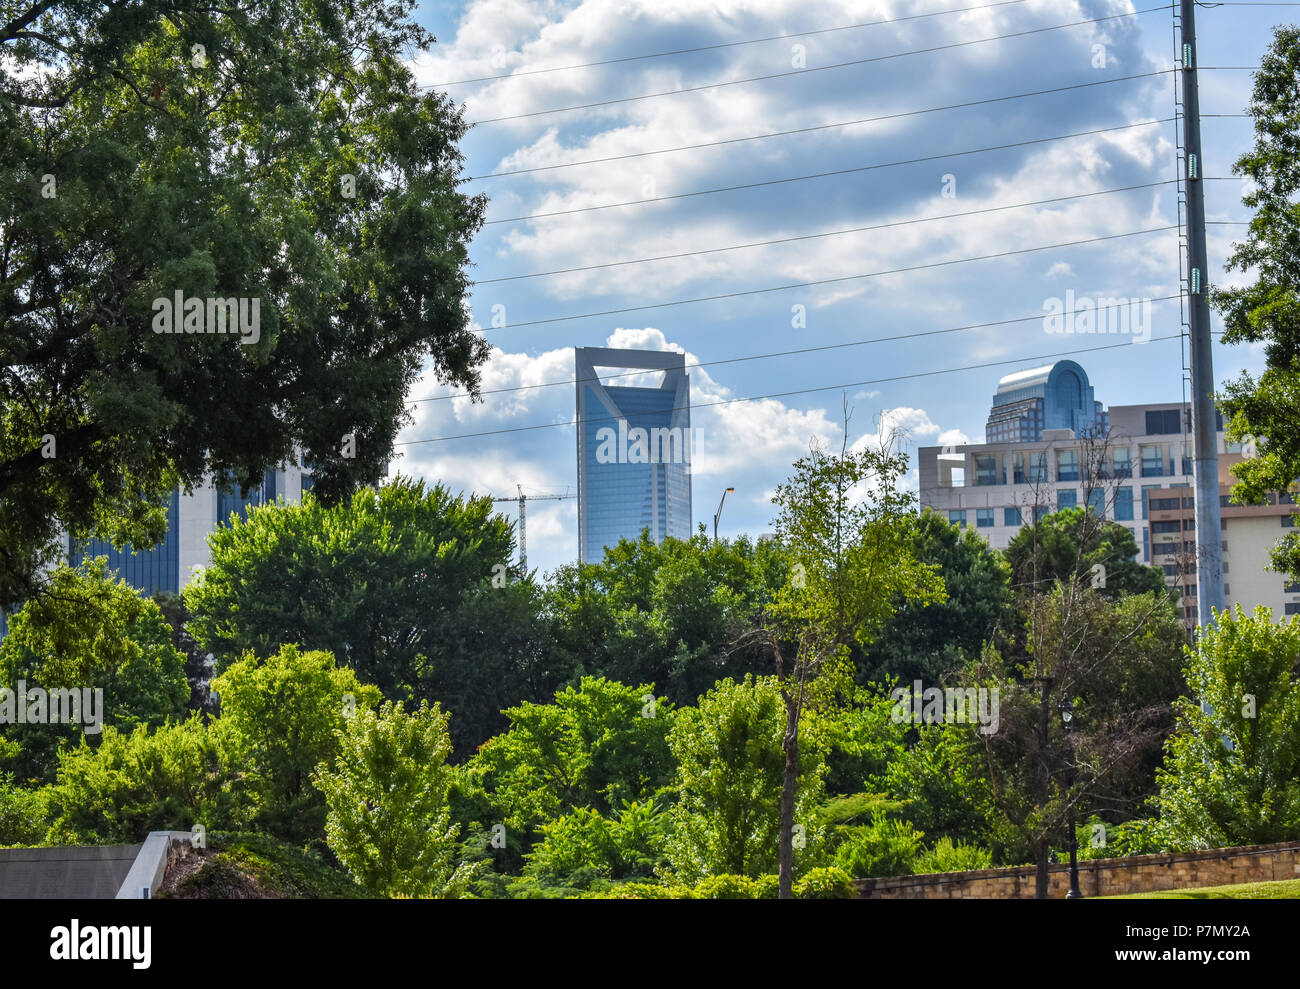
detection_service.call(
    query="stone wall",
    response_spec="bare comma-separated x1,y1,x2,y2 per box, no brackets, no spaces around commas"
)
855,841,1300,898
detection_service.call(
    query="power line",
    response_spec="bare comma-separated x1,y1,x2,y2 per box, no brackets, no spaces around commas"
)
413,294,1184,406
476,226,1179,331
467,5,1175,125
477,180,1179,284
483,117,1175,224
469,71,1177,180
396,334,1184,446
430,0,1031,87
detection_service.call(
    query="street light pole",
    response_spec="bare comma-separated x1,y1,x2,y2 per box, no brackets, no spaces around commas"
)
713,486,734,542
1060,697,1083,899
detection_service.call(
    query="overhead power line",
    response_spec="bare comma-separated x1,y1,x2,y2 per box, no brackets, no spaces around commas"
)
476,225,1179,331
396,335,1184,447
484,117,1175,224
430,0,1031,86
413,294,1184,406
467,5,1175,125
469,71,1178,180
477,180,1179,284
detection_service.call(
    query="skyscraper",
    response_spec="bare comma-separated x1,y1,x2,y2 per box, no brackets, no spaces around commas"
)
984,359,1107,443
575,347,692,563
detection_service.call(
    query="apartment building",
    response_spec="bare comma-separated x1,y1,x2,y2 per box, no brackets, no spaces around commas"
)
919,361,1297,625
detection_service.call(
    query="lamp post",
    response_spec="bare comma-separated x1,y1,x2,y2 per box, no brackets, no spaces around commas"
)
713,486,734,542
1059,697,1083,899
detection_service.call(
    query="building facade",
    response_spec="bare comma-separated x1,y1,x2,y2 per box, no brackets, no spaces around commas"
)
575,346,692,563
921,362,1294,626
985,360,1107,444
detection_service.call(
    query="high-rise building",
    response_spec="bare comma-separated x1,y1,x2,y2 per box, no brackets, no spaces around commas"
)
575,347,692,563
919,361,1293,628
985,359,1107,443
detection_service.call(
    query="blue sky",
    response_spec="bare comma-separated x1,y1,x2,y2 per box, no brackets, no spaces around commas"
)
390,0,1284,576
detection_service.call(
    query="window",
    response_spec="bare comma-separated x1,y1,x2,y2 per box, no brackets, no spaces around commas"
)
1088,487,1105,516
1013,453,1027,485
1141,445,1164,477
1145,409,1182,434
1183,518,1196,531
1113,487,1134,521
1281,492,1295,505
976,508,994,528
1057,450,1079,482
1004,507,1022,526
1152,520,1182,534
1284,516,1296,528
1057,490,1077,510
1028,451,1048,483
949,510,967,529
1220,494,1232,507
974,454,1000,486
1150,497,1182,511
1285,582,1300,594
1112,448,1132,478
1142,485,1163,520
1287,603,1300,616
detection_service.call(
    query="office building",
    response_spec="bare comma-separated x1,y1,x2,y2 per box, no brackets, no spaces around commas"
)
575,346,692,563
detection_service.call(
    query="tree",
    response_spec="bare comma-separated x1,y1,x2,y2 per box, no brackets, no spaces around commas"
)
210,644,380,845
1154,606,1300,848
864,509,1011,684
314,700,478,898
469,677,676,840
0,0,487,608
1004,507,1167,602
758,419,941,896
0,559,188,782
1211,25,1300,581
185,477,517,702
45,716,228,844
666,675,826,883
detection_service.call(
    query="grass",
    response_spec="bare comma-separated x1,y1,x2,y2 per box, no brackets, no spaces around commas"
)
1104,878,1300,899
158,830,371,899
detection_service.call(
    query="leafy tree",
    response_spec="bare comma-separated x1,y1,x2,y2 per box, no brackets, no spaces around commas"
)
1003,507,1167,602
877,719,996,848
0,559,188,782
185,477,517,703
914,837,993,874
542,532,790,706
314,700,478,898
0,773,48,846
666,675,826,882
1154,606,1300,848
0,0,487,608
864,510,1011,683
210,644,380,845
45,716,227,844
832,817,925,878
1211,25,1300,581
469,676,675,839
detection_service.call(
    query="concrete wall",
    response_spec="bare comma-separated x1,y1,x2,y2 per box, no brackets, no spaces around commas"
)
855,841,1300,898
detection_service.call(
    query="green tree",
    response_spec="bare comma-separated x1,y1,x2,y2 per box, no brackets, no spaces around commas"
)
1211,25,1300,581
469,676,675,839
511,800,671,897
0,773,48,846
667,675,826,882
0,0,487,609
865,509,1011,683
210,644,380,845
45,716,227,844
1154,606,1300,848
314,700,478,898
185,477,518,707
0,559,188,783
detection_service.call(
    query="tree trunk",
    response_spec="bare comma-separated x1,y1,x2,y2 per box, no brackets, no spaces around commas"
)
778,693,799,900
1035,676,1052,898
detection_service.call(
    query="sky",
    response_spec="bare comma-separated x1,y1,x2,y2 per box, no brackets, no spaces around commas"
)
391,0,1286,576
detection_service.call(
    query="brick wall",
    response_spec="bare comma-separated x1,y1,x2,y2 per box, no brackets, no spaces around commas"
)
855,841,1300,898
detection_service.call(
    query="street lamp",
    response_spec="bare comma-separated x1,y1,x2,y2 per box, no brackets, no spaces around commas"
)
714,487,734,542
1059,696,1083,899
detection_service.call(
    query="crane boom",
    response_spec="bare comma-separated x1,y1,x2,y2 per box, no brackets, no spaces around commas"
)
486,484,572,571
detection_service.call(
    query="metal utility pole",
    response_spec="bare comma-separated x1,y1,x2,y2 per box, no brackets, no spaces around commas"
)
713,486,734,542
1180,0,1226,627
488,485,572,571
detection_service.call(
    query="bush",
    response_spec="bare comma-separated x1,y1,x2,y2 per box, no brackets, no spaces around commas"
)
0,774,48,846
1078,817,1168,859
914,837,993,874
833,818,925,878
795,866,858,898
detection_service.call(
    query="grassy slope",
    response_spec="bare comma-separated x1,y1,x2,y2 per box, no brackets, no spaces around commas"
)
158,831,371,899
1104,879,1300,899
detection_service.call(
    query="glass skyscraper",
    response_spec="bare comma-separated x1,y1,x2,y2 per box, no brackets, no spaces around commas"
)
575,347,692,563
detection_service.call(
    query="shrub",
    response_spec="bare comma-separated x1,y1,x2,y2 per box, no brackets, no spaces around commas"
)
833,818,925,878
914,837,993,874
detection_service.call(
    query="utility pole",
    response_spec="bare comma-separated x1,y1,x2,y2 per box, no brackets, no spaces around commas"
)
488,485,573,571
1180,0,1226,627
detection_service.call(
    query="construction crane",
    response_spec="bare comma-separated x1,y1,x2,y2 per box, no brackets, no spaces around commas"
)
488,484,573,571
